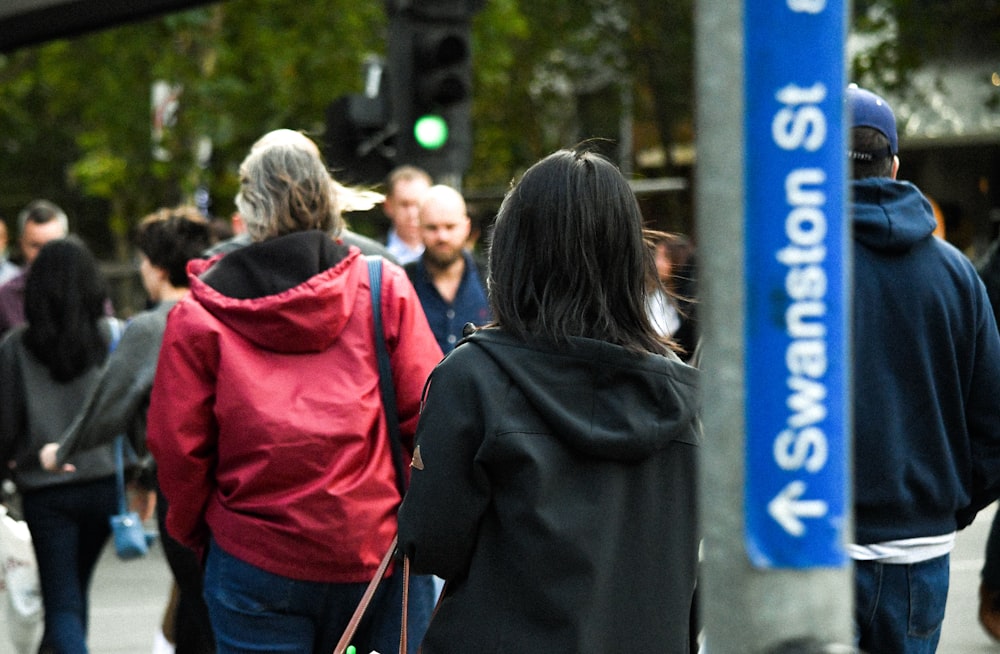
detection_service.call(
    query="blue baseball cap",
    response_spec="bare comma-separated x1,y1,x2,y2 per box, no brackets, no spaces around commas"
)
846,84,898,155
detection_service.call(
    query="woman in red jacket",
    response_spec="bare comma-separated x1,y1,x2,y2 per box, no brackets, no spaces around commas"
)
147,130,442,654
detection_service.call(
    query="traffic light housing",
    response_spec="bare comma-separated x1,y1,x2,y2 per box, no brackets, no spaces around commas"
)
324,92,394,187
387,1,479,181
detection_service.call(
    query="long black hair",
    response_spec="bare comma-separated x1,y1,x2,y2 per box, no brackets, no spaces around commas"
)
23,237,111,382
487,148,670,355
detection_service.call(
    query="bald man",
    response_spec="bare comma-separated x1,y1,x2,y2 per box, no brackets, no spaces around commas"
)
403,185,490,353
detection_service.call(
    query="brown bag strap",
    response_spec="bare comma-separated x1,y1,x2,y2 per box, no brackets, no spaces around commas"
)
333,535,409,654
399,556,409,654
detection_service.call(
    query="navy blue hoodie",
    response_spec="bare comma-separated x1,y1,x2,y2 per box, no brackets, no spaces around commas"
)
852,177,1000,544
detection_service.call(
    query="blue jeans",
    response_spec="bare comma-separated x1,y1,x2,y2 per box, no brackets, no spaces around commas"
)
203,539,434,654
854,554,949,654
22,477,117,654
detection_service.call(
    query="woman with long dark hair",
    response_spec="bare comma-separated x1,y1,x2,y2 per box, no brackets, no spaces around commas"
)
40,208,215,653
0,237,123,653
397,148,701,653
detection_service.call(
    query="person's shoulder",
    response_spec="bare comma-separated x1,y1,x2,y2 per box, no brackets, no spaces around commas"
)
0,324,29,376
462,250,488,287
442,329,501,364
0,260,20,285
342,230,399,264
430,334,491,382
364,253,419,296
930,233,978,270
159,291,219,341
0,323,26,351
923,238,996,305
0,269,25,295
202,233,252,258
121,306,171,338
401,257,422,280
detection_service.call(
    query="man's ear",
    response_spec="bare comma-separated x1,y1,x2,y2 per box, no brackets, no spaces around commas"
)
890,155,900,180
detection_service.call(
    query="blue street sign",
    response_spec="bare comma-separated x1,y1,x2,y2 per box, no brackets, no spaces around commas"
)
744,0,849,568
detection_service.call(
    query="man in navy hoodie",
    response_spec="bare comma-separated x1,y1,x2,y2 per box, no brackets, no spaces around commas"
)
846,85,1000,654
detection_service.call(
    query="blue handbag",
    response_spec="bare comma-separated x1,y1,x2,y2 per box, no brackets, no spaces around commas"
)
109,435,155,560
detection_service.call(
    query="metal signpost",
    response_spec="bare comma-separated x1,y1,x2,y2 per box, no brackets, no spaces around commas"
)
696,0,854,650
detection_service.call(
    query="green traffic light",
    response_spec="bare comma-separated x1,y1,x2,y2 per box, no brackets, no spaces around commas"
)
414,114,449,150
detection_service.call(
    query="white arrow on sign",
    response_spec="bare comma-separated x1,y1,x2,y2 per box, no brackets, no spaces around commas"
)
767,479,828,537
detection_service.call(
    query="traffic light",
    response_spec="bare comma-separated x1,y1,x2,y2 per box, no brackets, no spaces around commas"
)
387,1,482,181
324,92,394,187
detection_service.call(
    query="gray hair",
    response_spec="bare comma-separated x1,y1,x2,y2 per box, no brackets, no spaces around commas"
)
235,130,383,241
18,199,69,235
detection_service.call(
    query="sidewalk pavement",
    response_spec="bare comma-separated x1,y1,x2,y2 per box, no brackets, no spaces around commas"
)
939,501,998,653
88,539,174,654
0,532,173,654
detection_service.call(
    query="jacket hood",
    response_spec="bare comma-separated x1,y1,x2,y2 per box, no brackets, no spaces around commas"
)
852,178,937,253
186,230,358,354
462,329,700,461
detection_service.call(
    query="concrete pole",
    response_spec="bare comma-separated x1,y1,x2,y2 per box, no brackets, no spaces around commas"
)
694,0,855,651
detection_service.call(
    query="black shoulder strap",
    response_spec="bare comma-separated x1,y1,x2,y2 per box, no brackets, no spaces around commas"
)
366,256,408,497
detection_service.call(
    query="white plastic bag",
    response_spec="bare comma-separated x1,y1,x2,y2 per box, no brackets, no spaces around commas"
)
0,504,43,654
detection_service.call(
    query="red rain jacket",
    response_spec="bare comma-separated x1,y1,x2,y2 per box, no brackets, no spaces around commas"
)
148,231,442,582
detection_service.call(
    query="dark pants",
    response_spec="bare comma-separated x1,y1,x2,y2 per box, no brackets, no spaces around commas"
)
156,488,216,654
22,477,117,654
203,539,435,654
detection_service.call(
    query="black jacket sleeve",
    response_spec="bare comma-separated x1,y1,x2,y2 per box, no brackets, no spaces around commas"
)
396,351,492,580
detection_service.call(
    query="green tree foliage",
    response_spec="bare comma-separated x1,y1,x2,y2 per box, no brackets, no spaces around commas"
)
0,1,384,258
852,0,1000,91
0,0,686,256
0,0,965,260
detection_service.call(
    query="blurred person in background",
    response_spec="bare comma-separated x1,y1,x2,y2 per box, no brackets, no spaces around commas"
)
383,165,432,264
0,220,19,286
40,207,216,654
646,231,698,363
0,237,124,654
0,200,69,336
973,208,1000,642
404,184,490,354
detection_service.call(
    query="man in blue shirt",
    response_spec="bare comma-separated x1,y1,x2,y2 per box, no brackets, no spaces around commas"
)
404,185,490,353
